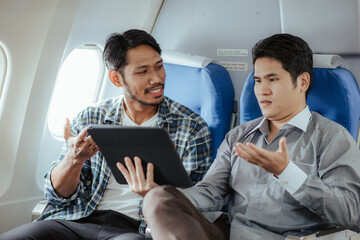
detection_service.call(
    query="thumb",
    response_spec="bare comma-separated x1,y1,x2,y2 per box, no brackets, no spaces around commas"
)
278,136,288,154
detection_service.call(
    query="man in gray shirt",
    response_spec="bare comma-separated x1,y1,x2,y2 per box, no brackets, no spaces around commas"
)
118,33,360,240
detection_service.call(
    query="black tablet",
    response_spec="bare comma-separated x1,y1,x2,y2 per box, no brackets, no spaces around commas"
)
87,125,192,188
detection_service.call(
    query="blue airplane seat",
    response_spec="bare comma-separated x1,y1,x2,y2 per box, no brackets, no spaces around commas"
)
164,62,235,161
240,67,360,141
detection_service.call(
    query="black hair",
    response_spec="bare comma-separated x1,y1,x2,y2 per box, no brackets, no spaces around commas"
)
103,29,161,76
252,33,313,97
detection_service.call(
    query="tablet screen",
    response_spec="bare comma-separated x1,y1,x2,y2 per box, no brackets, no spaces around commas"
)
87,125,192,188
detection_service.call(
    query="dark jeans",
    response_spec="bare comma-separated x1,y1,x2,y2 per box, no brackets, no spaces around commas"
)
0,210,144,240
143,185,230,240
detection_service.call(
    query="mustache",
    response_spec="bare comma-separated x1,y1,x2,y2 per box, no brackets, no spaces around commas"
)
145,83,164,93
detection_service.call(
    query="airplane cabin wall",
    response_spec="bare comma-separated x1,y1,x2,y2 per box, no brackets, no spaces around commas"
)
0,0,82,232
152,0,360,110
152,0,282,119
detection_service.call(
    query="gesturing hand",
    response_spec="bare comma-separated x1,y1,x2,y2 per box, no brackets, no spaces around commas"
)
117,156,159,197
233,136,289,176
63,118,99,165
50,119,100,198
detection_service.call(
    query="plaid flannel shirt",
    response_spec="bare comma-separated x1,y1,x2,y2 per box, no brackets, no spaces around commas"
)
37,96,212,225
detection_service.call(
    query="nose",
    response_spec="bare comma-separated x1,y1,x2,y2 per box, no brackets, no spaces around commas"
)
255,81,271,96
149,68,164,85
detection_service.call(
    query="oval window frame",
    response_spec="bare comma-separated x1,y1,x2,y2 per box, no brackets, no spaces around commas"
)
0,44,7,101
47,44,105,139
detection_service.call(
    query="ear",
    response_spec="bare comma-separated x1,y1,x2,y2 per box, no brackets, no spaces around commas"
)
109,70,124,87
297,72,310,94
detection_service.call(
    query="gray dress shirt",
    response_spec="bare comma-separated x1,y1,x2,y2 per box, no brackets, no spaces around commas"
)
183,111,360,240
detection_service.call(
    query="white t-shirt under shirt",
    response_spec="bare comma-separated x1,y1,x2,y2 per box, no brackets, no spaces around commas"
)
96,108,159,220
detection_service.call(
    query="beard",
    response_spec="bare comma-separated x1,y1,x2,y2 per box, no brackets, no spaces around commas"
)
122,79,164,107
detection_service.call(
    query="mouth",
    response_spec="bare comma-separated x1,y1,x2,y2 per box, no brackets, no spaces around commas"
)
259,100,272,106
145,85,164,97
149,88,162,93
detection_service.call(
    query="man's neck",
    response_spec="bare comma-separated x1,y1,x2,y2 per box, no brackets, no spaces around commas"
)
267,106,306,142
267,121,282,142
123,98,159,125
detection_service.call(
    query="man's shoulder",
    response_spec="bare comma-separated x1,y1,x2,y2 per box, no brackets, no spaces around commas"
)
88,96,122,111
71,96,122,127
76,96,120,114
223,117,263,143
231,117,263,134
310,111,351,137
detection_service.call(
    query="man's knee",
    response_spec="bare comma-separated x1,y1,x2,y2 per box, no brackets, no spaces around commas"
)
143,185,179,219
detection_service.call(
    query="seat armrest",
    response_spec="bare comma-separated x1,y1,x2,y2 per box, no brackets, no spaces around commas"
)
31,200,50,221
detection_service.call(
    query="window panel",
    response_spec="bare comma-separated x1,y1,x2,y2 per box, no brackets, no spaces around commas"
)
48,45,104,138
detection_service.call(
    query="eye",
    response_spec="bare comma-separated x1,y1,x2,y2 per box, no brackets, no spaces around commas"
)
254,78,261,83
136,70,147,75
269,78,277,81
156,64,163,70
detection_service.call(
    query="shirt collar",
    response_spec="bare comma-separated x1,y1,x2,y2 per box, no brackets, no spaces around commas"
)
157,97,173,125
245,106,311,138
285,106,311,132
103,95,171,126
104,96,124,124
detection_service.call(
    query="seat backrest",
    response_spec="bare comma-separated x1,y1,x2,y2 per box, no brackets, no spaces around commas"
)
240,67,360,141
164,62,235,161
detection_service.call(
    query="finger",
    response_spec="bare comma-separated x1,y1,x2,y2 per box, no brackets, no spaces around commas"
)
85,136,98,149
234,143,256,164
238,142,271,167
76,127,89,143
90,144,99,155
124,157,137,184
237,142,258,159
117,162,133,185
63,118,73,141
146,162,155,185
134,156,146,184
234,142,247,152
246,142,272,160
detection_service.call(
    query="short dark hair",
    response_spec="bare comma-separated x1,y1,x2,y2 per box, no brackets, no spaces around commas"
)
252,33,313,97
103,29,161,75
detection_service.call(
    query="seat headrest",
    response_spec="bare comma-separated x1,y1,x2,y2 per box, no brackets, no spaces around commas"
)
162,50,213,68
313,54,347,69
313,54,348,69
164,62,234,161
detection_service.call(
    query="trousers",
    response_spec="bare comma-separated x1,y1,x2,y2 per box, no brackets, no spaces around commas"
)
0,210,144,240
143,185,230,240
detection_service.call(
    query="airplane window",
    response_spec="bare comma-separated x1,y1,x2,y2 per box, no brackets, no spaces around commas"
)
0,44,7,101
48,44,105,138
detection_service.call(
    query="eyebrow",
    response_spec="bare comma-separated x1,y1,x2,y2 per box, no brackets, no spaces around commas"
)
254,72,279,79
135,59,163,70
